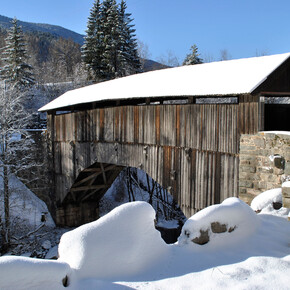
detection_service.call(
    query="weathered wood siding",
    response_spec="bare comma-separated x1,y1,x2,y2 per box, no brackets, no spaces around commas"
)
49,98,260,218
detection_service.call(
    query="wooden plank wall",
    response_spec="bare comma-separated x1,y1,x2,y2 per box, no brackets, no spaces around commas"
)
48,98,259,217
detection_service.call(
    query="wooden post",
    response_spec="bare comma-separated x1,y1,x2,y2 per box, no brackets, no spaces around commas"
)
258,95,265,131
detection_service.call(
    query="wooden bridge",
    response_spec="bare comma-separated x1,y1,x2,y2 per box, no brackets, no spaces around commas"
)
40,53,290,226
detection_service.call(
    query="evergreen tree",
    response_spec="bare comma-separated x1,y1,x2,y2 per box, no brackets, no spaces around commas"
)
183,44,203,66
119,0,141,76
82,0,141,82
101,0,121,80
1,18,34,88
81,0,104,81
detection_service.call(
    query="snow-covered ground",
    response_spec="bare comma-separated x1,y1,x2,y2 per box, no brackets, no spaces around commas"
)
0,173,66,257
0,189,289,290
0,174,55,229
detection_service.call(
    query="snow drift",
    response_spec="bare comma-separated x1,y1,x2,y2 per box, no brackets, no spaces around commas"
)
0,196,289,289
0,256,70,290
0,174,55,229
58,201,168,281
251,187,289,217
251,188,282,211
178,197,259,246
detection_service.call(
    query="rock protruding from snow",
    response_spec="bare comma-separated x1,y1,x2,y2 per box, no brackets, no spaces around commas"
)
58,201,168,280
178,197,259,246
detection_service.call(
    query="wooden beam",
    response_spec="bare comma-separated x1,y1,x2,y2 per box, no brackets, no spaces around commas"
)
71,171,102,188
83,168,102,172
80,187,108,202
82,164,119,173
259,91,290,96
100,163,107,185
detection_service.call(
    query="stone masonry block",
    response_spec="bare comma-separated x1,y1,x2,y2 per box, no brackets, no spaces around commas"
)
240,160,255,166
239,193,256,205
239,187,247,194
239,180,253,188
273,168,284,175
285,162,290,175
253,138,265,148
239,172,258,180
282,186,290,198
240,155,256,161
246,188,263,197
257,166,273,174
240,165,256,173
282,196,290,208
240,145,257,152
258,181,267,189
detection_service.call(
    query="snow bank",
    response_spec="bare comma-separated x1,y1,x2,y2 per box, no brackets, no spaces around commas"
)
251,188,282,211
251,187,290,218
126,256,290,290
0,174,55,228
178,197,259,246
0,198,289,289
0,256,70,290
282,181,290,188
58,201,168,281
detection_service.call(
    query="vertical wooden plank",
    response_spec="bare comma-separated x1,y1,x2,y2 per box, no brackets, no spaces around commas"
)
133,106,139,143
99,109,105,141
176,105,180,147
114,107,120,142
155,106,160,145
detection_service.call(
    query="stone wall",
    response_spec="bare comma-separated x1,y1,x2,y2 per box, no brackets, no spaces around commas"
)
239,132,290,207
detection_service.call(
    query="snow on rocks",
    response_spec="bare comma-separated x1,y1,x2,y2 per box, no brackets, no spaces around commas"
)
282,181,290,188
0,256,70,290
0,198,289,289
58,201,168,281
251,188,282,212
251,187,289,218
178,197,259,246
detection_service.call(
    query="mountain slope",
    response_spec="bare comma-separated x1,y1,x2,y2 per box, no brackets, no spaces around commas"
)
0,14,84,45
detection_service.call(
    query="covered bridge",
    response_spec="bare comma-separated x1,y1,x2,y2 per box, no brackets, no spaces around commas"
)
40,53,290,226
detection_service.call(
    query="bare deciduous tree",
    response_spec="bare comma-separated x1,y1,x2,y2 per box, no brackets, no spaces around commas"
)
0,83,38,252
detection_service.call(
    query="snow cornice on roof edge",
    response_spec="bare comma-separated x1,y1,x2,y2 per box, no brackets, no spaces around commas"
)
39,52,290,112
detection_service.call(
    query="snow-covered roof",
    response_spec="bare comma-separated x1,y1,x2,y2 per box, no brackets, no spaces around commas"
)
39,52,290,112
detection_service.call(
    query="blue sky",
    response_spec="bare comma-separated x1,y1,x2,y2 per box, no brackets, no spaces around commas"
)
2,0,290,64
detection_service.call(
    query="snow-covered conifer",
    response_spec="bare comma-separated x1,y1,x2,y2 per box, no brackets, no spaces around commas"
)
101,0,121,80
82,0,141,82
183,44,203,65
81,0,105,81
118,0,141,76
0,18,35,88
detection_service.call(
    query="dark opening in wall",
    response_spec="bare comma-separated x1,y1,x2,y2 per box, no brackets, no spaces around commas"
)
264,104,290,131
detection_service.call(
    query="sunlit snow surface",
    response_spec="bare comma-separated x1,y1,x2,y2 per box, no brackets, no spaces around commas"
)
251,187,290,217
0,174,55,228
0,198,289,289
39,53,290,112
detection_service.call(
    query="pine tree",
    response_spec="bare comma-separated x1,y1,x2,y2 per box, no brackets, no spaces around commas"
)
1,18,34,88
81,0,104,81
119,0,141,76
183,44,203,66
82,0,141,82
101,0,121,80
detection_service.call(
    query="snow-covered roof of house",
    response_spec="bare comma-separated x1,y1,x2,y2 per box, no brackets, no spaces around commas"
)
39,52,290,112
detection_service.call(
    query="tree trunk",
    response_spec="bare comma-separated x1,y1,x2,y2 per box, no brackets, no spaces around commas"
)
3,165,10,252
